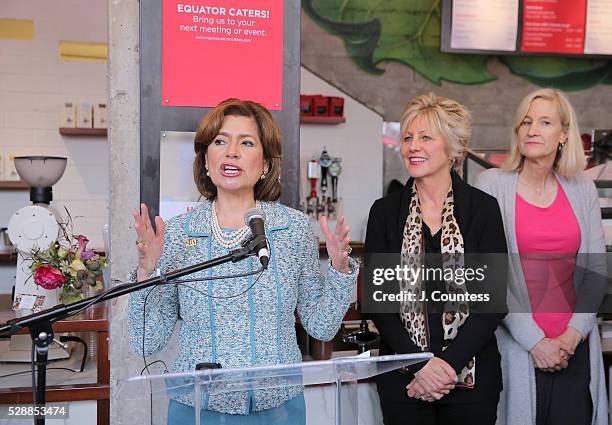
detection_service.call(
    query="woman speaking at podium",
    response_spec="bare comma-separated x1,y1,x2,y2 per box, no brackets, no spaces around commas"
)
127,99,358,424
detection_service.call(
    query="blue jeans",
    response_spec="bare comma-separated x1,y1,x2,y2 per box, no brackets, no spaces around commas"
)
167,393,306,425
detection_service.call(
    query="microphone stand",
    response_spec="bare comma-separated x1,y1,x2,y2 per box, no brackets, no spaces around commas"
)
0,234,267,425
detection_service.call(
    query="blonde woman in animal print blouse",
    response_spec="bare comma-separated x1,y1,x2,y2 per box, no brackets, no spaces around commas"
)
365,93,507,425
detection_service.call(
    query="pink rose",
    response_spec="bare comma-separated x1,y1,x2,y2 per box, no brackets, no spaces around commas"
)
34,265,66,290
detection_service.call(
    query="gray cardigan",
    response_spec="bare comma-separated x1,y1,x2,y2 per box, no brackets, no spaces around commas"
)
475,168,608,425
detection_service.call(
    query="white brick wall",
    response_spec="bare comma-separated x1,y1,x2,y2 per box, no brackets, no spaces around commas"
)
0,1,109,293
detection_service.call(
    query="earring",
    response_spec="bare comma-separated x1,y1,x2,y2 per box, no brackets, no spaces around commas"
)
205,164,210,177
558,142,565,151
260,168,268,180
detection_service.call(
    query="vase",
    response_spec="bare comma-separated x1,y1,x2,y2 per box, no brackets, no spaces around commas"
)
81,281,103,359
59,285,84,305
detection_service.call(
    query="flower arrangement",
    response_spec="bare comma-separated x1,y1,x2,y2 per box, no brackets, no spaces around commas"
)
28,213,108,304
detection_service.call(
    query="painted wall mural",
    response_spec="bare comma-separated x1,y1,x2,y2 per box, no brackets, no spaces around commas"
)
302,0,612,91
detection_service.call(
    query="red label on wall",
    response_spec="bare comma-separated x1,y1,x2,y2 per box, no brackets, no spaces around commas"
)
162,0,284,109
521,0,586,54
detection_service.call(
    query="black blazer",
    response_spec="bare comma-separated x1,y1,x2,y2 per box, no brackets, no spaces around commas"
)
365,171,508,404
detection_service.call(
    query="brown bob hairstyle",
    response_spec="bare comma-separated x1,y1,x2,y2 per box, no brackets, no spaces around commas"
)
193,98,282,201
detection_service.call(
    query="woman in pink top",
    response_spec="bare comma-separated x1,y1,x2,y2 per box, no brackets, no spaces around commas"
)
476,89,608,425
516,182,580,339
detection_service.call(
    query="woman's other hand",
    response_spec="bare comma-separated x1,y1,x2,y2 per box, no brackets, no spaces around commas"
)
133,203,165,281
530,338,572,371
319,215,350,274
406,357,456,401
407,378,448,402
555,326,582,357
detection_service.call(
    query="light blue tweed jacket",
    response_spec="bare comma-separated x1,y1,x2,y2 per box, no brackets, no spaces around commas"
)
127,200,358,415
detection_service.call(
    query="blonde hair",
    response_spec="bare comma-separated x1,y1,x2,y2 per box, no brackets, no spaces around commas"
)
503,88,586,176
400,92,472,173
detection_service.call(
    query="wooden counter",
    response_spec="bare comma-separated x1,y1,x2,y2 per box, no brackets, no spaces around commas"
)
0,306,109,425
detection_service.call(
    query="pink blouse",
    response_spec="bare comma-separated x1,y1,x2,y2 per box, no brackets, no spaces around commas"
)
515,184,581,338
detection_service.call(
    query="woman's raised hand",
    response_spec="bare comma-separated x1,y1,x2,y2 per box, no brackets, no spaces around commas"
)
319,215,350,274
133,203,165,281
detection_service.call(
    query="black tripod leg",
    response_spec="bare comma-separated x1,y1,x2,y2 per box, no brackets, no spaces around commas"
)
34,343,48,425
30,323,54,425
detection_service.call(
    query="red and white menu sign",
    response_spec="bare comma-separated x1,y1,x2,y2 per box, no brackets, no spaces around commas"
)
521,0,586,54
161,0,284,109
584,0,612,54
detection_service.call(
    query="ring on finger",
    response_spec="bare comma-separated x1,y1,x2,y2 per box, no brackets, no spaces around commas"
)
343,244,352,254
136,240,146,247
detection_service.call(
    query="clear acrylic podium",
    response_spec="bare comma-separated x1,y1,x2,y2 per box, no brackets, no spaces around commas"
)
115,353,431,425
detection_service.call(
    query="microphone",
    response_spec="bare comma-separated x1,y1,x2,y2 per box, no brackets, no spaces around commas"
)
244,208,269,269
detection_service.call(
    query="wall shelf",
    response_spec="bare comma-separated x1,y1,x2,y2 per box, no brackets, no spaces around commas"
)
60,120,346,133
0,252,17,265
300,116,346,125
0,250,104,265
0,181,29,190
59,127,107,137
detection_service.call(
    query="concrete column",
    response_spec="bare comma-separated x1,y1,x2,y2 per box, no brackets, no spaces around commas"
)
107,2,300,422
108,0,145,423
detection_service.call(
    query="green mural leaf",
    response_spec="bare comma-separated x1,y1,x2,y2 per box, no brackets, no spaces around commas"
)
500,57,608,78
501,57,612,91
302,0,384,74
303,0,496,85
303,0,612,90
601,68,612,85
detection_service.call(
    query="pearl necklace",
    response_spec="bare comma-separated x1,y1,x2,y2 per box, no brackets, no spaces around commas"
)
210,200,251,249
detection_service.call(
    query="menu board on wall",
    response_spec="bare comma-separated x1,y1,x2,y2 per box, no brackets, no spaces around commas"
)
444,0,612,57
521,0,586,54
584,0,612,54
451,0,518,51
161,0,284,109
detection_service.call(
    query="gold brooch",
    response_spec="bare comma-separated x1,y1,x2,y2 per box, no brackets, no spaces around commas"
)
184,239,198,247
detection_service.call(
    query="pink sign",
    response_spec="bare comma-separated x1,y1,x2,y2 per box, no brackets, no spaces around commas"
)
162,0,284,109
